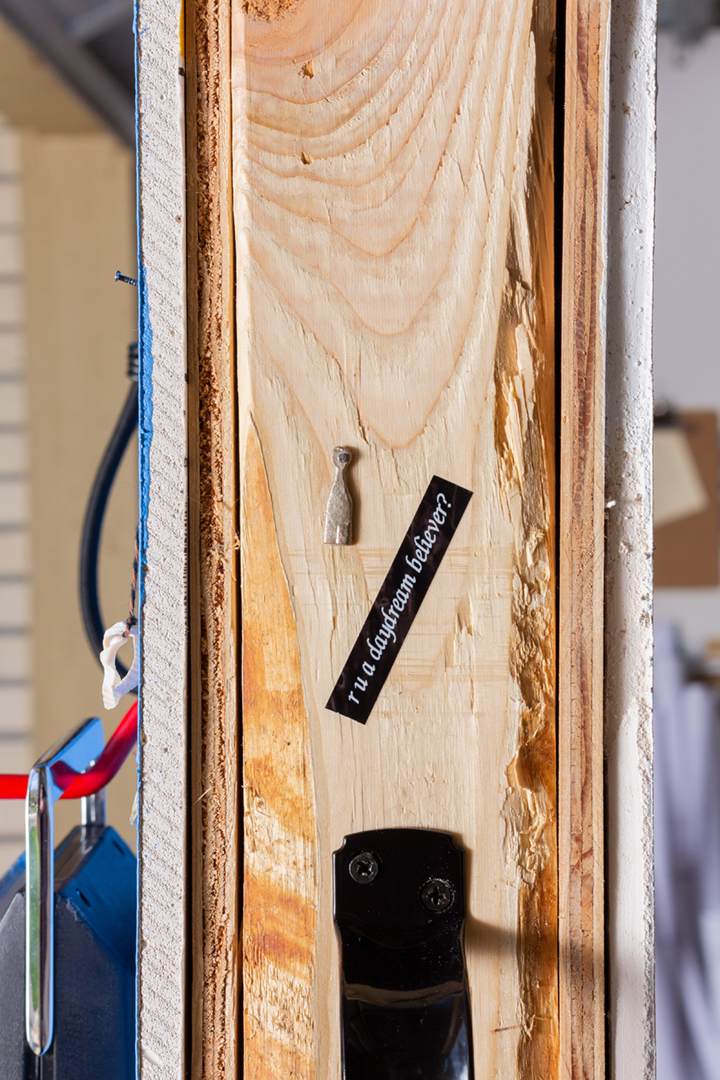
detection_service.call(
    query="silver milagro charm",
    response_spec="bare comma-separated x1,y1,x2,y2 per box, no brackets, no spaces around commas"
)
324,447,353,545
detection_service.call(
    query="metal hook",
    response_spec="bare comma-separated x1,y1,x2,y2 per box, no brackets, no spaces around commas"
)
324,447,353,545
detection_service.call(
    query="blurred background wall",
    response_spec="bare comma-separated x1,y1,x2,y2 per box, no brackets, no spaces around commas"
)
0,8,137,873
652,16,720,1080
653,28,720,657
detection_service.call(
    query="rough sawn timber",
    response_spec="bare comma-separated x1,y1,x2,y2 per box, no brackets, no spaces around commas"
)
558,0,610,1077
232,1,558,1076
186,0,240,1076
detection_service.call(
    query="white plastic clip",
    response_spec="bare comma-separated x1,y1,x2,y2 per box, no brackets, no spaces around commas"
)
100,622,139,709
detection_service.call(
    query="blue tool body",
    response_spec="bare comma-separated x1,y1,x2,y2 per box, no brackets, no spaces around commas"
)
0,825,136,1079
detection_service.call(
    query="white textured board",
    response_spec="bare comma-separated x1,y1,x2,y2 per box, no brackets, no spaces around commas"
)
136,1,187,1077
605,0,656,1076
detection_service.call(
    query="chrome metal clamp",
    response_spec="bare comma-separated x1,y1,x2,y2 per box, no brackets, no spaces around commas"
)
25,717,105,1056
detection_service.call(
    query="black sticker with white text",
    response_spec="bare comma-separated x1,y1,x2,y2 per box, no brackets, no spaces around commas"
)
326,475,472,724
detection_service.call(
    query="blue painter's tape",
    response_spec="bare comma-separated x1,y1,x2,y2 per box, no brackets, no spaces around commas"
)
134,276,151,1071
133,3,146,1077
137,270,153,627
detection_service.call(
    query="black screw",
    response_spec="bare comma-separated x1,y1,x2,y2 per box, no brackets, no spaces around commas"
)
349,852,379,884
420,878,455,912
115,270,138,287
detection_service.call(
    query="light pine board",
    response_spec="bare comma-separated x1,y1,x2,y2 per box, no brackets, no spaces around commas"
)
232,1,557,1077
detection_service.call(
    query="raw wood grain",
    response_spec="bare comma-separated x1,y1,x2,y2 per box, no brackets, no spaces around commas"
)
242,426,318,1079
559,0,609,1076
233,1,557,1076
186,1,239,1075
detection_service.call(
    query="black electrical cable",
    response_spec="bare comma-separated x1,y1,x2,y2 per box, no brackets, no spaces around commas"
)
79,343,138,680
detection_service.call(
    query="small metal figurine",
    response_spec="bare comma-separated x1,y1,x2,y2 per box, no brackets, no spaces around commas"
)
324,447,353,545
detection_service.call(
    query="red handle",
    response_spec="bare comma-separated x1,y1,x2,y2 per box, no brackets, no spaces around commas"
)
0,700,138,800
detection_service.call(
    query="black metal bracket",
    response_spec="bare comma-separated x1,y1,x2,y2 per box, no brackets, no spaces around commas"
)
333,828,474,1080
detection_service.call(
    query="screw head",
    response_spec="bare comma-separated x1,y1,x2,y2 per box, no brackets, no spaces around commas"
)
420,878,455,913
349,851,379,884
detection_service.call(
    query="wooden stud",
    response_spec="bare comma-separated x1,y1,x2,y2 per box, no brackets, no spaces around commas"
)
181,0,618,1073
232,1,558,1076
186,0,239,1076
559,0,610,1076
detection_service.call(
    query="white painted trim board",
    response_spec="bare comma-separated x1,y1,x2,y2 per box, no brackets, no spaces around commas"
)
605,0,656,1075
135,1,187,1077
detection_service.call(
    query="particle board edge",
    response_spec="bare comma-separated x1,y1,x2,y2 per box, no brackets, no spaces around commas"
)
186,0,240,1075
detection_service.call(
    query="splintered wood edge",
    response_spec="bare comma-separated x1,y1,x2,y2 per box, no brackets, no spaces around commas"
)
240,426,319,1080
136,1,188,1077
559,0,610,1076
605,0,656,1076
186,0,239,1077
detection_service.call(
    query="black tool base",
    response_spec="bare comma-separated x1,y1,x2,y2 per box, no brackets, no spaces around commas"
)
0,825,136,1080
334,828,474,1080
342,988,472,1080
